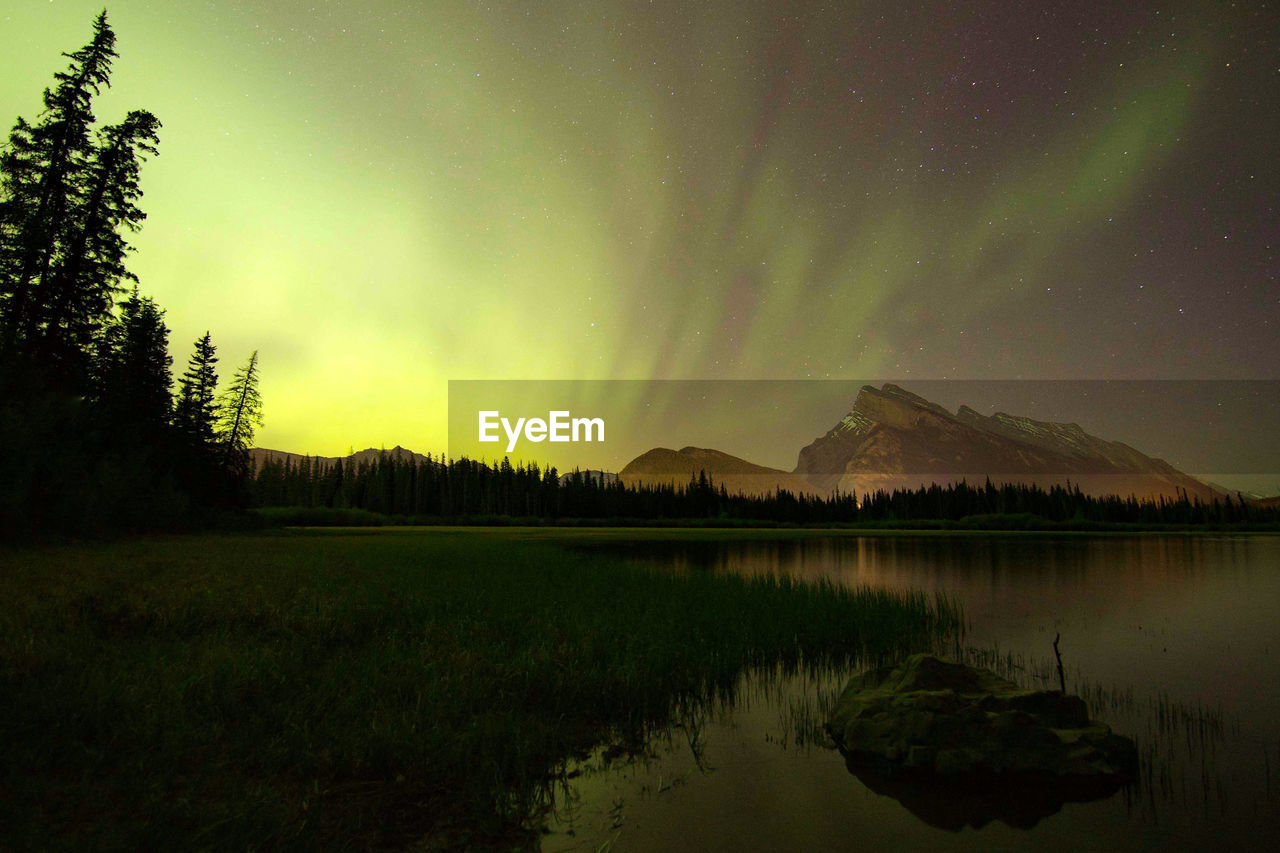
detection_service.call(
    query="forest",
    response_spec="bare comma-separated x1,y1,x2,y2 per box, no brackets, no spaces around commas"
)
0,13,261,536
250,450,1278,528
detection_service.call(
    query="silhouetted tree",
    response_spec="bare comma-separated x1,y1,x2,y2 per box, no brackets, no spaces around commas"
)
216,350,262,474
173,331,219,444
97,287,173,433
0,13,267,534
0,12,159,391
40,109,160,381
0,12,116,352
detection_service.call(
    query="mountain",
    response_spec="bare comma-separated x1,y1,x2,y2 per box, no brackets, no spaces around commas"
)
619,384,1220,501
794,384,1220,501
250,445,433,471
253,385,1223,504
557,470,619,487
619,446,818,497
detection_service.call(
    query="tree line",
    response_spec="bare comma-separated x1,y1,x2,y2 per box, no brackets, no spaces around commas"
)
1,13,262,535
250,451,1276,527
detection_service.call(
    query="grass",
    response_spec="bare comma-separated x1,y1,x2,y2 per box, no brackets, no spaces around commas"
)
0,528,960,851
947,640,1260,825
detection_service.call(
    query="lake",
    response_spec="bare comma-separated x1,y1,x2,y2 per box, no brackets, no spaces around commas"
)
543,533,1280,851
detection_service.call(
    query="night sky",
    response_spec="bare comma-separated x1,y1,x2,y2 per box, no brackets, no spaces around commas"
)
3,1,1276,455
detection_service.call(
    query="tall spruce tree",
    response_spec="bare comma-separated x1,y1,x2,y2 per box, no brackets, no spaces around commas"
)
99,287,173,433
174,332,219,445
0,12,160,389
216,350,263,473
44,109,160,380
0,12,115,347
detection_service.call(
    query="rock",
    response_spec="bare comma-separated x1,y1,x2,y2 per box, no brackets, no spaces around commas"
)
827,653,1137,782
826,654,1139,829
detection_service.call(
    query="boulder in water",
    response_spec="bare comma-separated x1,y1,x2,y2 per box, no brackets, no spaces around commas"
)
827,654,1137,781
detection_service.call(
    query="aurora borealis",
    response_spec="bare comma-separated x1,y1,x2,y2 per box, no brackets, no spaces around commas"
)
2,1,1276,456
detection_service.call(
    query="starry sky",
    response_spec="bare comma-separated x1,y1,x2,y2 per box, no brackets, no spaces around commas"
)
2,1,1276,456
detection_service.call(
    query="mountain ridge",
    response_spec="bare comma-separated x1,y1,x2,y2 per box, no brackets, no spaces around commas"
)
623,384,1219,501
250,446,433,471
619,446,817,496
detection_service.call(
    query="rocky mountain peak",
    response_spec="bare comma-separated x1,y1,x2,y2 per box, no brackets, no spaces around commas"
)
850,383,951,429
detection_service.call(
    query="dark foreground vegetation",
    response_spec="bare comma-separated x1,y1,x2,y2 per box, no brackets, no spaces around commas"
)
252,450,1280,529
0,529,961,850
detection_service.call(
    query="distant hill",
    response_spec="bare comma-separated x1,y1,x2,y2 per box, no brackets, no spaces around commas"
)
557,470,619,487
620,446,819,497
620,384,1222,502
250,446,433,471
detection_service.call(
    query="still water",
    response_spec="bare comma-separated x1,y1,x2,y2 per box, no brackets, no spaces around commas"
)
544,534,1280,851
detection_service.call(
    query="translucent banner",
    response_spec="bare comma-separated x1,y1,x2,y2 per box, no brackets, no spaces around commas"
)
447,380,1280,499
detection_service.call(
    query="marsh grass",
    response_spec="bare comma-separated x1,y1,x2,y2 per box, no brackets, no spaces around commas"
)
942,641,1277,825
0,529,960,850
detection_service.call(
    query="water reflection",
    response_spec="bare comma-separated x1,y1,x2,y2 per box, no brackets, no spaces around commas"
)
551,534,1280,851
842,758,1129,831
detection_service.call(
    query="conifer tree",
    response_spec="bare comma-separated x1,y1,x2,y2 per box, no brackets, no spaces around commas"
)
98,287,173,433
174,332,219,444
0,12,160,389
0,13,115,342
216,350,263,472
42,109,160,378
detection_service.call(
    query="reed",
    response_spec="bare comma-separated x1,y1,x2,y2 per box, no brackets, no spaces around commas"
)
0,528,961,850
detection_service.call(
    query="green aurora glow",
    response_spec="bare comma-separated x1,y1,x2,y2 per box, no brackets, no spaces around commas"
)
3,1,1275,454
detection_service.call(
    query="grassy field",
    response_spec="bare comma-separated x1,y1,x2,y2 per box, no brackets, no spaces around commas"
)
0,528,960,850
